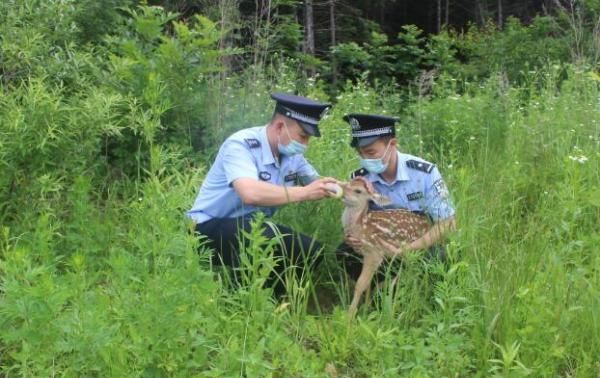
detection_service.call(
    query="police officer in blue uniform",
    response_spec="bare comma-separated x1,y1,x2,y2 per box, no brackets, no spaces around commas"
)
188,93,337,292
337,113,457,280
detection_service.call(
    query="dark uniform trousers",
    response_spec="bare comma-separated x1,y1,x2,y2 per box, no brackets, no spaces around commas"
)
195,213,323,293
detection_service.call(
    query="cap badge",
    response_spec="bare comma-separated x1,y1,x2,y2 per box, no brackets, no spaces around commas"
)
350,117,360,130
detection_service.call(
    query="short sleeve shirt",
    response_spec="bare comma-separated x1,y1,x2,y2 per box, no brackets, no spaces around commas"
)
187,126,319,223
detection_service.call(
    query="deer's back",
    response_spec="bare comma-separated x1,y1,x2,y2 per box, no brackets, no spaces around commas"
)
357,209,430,254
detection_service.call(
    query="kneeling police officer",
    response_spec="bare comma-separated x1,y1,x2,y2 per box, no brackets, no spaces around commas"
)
187,93,337,292
338,113,457,281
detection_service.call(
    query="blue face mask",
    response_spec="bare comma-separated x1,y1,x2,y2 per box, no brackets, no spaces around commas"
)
278,124,307,156
360,142,392,174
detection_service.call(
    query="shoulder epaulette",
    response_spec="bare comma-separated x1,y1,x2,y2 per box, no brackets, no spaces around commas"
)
350,168,368,179
244,138,261,149
406,159,434,173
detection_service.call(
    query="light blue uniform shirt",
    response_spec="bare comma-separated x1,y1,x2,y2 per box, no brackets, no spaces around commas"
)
354,151,455,222
187,125,319,224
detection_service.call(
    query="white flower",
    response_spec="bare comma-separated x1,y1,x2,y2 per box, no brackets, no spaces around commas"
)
568,155,588,164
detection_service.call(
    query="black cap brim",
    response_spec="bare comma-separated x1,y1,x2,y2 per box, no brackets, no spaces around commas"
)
298,121,320,137
351,136,380,148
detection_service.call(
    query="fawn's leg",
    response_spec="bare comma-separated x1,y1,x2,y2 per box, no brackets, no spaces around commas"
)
349,252,382,317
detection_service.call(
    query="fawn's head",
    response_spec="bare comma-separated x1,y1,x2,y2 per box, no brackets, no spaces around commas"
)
341,178,391,209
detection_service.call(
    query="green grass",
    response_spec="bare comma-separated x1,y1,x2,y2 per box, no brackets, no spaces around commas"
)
2,1,599,375
1,68,598,376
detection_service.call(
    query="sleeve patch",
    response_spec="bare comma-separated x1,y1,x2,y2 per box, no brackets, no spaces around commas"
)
259,171,272,181
406,159,433,173
350,168,368,179
433,179,449,198
244,138,261,148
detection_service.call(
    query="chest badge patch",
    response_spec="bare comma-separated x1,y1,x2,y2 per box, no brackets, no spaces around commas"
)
407,191,424,201
284,172,298,182
259,171,271,181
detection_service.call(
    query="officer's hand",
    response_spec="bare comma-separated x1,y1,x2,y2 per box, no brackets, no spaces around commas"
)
302,177,338,201
345,234,363,251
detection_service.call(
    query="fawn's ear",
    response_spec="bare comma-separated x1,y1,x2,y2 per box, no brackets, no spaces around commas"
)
369,193,392,207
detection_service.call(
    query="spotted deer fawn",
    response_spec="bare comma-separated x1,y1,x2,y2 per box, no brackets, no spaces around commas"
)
341,178,430,316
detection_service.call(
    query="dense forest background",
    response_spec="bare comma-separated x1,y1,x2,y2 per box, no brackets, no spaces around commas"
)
1,0,599,376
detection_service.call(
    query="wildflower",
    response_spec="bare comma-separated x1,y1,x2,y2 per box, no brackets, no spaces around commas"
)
469,136,476,141
568,155,588,164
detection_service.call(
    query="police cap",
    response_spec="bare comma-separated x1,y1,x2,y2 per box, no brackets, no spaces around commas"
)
271,92,331,137
343,113,399,147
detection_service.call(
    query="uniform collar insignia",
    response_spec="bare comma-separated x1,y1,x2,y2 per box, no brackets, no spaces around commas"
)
245,138,261,148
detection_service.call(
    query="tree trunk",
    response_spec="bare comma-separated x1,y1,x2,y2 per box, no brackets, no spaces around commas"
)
476,0,488,26
218,0,238,74
497,0,503,29
437,0,442,33
252,0,273,81
304,0,315,56
252,0,262,73
304,0,315,75
445,0,450,26
330,0,337,86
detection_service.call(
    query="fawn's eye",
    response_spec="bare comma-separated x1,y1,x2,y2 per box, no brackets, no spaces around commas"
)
354,189,362,194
